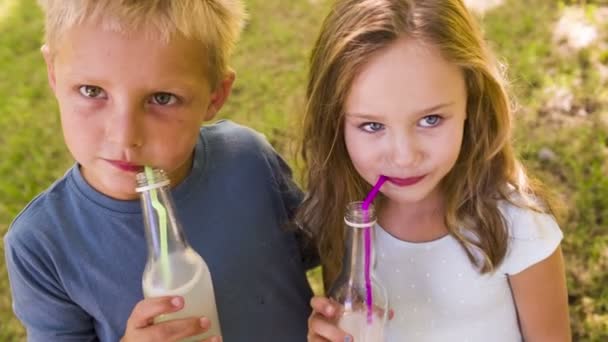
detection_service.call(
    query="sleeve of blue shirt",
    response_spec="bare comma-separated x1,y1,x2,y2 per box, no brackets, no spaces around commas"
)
5,221,98,342
264,143,320,271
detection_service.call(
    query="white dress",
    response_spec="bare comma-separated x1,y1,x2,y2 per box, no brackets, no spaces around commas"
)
374,201,563,341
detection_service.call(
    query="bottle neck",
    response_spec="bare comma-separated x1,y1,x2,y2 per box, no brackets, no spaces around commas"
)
342,224,375,283
139,183,189,260
341,201,377,284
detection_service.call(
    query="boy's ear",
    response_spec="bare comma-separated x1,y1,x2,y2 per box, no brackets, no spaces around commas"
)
41,44,57,94
204,71,236,121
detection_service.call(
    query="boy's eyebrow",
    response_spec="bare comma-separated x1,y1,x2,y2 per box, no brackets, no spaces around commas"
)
61,73,205,92
345,101,455,119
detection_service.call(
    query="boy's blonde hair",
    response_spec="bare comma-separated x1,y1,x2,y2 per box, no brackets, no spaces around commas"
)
38,0,246,88
297,0,555,288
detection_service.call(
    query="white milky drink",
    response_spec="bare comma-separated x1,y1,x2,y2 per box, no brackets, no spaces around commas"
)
339,311,385,342
143,250,221,342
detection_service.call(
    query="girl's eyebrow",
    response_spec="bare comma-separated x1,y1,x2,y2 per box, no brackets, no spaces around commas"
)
345,101,455,120
416,101,455,116
344,112,383,120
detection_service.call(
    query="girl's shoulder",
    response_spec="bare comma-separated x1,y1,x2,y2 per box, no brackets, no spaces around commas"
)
498,198,559,239
497,199,563,275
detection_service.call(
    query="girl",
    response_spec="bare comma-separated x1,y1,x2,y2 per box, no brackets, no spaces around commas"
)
297,0,571,340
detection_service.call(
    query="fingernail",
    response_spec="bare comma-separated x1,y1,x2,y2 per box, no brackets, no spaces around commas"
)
344,336,352,342
200,317,210,328
325,305,334,315
171,297,182,307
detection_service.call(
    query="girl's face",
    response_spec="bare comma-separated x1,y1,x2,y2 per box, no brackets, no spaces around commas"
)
344,37,467,207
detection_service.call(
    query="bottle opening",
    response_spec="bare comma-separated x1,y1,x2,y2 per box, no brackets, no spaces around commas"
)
344,201,376,227
135,168,170,192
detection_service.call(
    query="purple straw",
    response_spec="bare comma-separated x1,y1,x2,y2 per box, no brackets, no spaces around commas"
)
361,175,387,323
362,175,387,210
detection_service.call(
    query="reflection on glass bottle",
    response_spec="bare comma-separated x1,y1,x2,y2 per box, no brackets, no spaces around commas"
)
136,168,221,342
329,201,388,341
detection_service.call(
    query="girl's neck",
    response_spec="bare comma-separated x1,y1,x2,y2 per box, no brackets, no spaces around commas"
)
378,188,448,242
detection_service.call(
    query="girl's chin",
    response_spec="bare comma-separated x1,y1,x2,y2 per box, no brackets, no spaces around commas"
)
383,189,430,205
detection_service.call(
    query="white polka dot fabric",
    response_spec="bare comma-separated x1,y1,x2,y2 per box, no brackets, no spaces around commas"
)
374,201,563,341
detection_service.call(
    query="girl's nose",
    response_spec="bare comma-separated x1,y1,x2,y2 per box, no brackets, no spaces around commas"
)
389,134,422,168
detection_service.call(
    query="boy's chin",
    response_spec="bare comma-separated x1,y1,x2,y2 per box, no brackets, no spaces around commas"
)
103,176,140,199
81,167,140,200
102,186,139,201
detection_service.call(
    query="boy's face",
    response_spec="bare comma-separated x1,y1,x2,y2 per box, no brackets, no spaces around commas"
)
44,23,233,200
343,37,467,208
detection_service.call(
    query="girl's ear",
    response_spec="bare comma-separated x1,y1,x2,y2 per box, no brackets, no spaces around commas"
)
41,44,57,94
204,71,236,121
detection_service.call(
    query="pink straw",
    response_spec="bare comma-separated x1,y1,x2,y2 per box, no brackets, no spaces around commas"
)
362,175,387,210
362,175,387,323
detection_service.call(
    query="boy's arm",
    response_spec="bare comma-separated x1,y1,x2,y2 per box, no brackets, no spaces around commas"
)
4,237,98,342
293,222,321,271
270,150,320,270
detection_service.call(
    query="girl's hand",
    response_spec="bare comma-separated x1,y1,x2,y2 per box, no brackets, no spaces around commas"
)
120,296,220,342
307,296,352,342
307,296,395,342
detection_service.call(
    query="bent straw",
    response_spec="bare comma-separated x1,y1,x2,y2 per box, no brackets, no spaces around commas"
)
145,166,171,287
361,175,387,323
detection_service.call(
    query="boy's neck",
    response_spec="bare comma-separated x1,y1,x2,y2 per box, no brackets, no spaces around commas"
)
378,189,448,243
167,152,196,189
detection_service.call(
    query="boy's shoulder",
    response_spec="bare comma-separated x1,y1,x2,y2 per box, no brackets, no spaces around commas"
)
202,120,273,154
4,170,73,248
201,120,283,168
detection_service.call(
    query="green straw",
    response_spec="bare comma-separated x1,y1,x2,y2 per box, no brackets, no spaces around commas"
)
145,166,171,287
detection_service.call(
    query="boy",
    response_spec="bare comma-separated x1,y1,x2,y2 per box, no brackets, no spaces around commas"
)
4,1,316,341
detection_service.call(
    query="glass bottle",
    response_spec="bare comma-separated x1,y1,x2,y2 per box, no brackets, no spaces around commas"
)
136,168,221,341
329,201,388,341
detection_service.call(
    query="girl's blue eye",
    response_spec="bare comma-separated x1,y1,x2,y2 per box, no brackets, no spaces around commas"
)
419,115,442,127
360,122,385,133
150,93,178,106
79,85,106,98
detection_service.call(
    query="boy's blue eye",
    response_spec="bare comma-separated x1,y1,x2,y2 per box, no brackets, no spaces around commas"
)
360,122,385,133
419,115,442,127
150,93,178,106
79,85,105,99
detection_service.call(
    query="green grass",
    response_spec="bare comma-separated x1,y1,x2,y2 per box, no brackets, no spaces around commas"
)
1,0,606,340
483,1,608,339
0,1,72,340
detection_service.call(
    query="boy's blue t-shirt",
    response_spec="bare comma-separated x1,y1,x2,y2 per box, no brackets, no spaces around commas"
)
5,120,317,342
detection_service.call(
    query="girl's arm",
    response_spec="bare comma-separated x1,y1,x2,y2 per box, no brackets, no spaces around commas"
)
509,246,571,341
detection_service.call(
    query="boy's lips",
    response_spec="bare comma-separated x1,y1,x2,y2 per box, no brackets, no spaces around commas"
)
387,175,426,187
106,160,144,173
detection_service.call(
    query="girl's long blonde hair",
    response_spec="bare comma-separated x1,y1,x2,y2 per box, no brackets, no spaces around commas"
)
297,0,554,288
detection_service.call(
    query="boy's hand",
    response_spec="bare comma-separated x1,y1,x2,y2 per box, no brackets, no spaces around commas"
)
307,296,351,342
121,296,220,342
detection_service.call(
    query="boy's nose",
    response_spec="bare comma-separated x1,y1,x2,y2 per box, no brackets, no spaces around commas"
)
105,106,144,148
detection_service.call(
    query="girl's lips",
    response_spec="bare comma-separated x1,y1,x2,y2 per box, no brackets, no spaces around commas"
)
387,175,426,187
107,160,143,173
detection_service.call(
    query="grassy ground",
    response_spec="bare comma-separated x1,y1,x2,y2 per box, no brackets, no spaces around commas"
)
1,0,606,340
